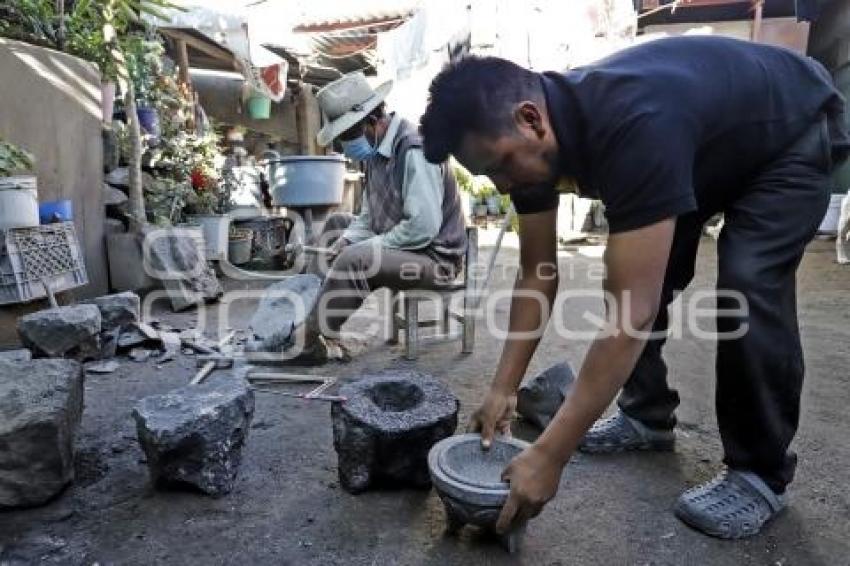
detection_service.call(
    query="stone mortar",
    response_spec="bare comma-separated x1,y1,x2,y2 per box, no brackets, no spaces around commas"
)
331,371,458,493
428,433,531,553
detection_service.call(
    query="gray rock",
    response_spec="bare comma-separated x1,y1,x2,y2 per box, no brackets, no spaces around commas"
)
105,167,128,188
105,168,155,192
143,227,222,312
132,376,255,496
104,218,126,234
85,360,119,374
246,275,322,353
516,362,576,430
129,348,153,363
18,305,102,360
331,371,458,493
118,322,160,351
98,327,121,359
0,349,31,363
104,183,128,209
0,359,84,508
82,292,140,331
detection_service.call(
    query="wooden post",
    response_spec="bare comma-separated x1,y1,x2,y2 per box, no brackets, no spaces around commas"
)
751,0,764,42
296,83,321,155
176,38,191,89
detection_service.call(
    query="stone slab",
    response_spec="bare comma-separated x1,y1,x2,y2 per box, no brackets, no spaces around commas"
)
132,376,255,496
0,359,84,508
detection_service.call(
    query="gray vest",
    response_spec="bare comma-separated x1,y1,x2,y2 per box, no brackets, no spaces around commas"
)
365,117,467,263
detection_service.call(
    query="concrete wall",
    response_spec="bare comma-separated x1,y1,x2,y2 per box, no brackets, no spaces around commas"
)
0,39,108,345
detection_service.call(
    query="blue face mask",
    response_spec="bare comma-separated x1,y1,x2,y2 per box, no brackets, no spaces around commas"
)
341,135,375,162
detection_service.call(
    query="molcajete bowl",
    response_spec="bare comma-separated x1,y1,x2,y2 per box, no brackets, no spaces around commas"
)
428,433,531,545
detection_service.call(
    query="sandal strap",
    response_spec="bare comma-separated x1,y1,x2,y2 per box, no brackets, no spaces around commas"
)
727,470,785,514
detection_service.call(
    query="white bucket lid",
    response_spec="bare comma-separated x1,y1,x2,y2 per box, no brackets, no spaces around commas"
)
0,175,37,191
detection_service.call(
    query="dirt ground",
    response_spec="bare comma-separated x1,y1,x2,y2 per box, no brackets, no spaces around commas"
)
1,236,849,566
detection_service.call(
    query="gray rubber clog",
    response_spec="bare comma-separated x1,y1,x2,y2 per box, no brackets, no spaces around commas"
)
578,410,675,453
674,469,786,539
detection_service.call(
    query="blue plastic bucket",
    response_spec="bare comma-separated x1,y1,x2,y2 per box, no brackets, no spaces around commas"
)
39,199,73,224
137,106,160,138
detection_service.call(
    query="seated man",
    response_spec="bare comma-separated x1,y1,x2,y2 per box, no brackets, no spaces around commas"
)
296,72,467,360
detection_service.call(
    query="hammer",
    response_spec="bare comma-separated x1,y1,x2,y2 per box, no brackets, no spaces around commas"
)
189,331,236,385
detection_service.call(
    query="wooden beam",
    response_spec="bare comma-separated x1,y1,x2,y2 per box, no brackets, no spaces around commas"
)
161,28,240,72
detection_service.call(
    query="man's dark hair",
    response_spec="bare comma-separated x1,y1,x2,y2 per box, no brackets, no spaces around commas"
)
420,56,543,163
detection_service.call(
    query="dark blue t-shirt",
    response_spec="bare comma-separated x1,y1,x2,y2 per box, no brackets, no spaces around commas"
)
510,36,849,233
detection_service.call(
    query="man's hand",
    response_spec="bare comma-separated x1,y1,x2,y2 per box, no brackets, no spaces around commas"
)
495,444,562,534
468,389,516,449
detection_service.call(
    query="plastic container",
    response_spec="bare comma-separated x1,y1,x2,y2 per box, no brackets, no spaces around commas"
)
0,222,88,304
486,195,501,215
0,176,39,230
228,229,253,265
247,94,272,120
188,214,231,260
137,106,160,138
268,155,346,206
39,199,73,224
818,193,846,234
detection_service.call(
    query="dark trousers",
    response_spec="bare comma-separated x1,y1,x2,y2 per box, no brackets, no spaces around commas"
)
618,119,833,493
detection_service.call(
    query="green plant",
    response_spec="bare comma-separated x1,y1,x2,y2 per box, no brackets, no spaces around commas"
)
121,31,166,105
0,139,35,177
144,176,192,226
0,1,181,80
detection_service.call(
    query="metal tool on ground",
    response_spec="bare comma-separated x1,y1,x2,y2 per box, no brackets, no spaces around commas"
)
473,207,514,310
189,331,236,385
284,243,335,256
246,370,345,402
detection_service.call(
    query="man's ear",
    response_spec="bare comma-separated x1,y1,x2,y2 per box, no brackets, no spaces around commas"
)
514,101,546,139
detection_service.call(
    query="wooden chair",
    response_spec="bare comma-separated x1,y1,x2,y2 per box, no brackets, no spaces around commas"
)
388,227,479,360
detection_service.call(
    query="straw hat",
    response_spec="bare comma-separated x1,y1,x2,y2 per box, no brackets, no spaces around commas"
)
316,72,393,147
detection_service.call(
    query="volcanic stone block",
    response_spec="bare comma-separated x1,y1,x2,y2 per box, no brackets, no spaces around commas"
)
0,359,84,508
516,362,575,430
0,349,31,363
132,376,255,496
144,228,223,312
246,274,321,353
82,291,140,331
18,305,102,360
331,371,459,493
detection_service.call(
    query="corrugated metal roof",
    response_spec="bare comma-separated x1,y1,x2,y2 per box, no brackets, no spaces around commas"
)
293,1,419,32
289,2,418,75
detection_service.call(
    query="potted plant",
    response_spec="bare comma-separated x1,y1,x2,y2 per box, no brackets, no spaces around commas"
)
0,139,39,229
228,227,253,265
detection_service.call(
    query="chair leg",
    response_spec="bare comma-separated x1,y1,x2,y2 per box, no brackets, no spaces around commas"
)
442,296,451,335
387,290,400,345
404,295,418,360
462,292,475,354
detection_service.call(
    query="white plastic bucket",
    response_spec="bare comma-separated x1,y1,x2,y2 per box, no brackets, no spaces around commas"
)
0,176,39,230
188,214,231,260
818,193,845,234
